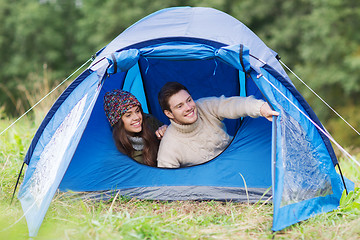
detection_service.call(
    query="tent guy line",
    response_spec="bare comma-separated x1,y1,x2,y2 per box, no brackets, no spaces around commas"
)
279,59,360,137
0,197,39,233
0,58,93,137
257,72,360,167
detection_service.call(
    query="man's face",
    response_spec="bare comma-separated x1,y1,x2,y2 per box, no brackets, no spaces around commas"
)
164,90,198,125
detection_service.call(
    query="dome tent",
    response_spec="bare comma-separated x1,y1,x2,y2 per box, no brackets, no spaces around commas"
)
17,6,354,237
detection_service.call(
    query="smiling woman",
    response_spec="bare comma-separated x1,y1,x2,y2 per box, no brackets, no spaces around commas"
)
121,106,143,133
104,90,163,166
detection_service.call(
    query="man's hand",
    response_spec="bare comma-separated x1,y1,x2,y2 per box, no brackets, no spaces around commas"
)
260,103,279,122
155,125,168,139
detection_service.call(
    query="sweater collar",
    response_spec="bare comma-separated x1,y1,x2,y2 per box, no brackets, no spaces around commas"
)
170,117,201,135
127,135,144,151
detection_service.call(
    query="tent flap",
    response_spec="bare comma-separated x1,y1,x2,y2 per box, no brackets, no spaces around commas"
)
249,67,351,231
18,72,101,237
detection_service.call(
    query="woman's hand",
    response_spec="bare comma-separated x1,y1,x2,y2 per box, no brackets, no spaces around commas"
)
155,125,168,139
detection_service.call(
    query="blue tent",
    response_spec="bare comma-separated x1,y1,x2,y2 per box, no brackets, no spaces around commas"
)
17,6,354,237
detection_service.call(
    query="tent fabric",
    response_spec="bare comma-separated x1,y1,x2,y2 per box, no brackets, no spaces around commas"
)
94,7,283,78
261,64,338,166
17,6,353,237
18,70,104,236
250,67,353,230
22,69,94,165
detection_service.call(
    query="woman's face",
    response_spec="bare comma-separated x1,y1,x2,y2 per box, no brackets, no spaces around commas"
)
121,106,143,134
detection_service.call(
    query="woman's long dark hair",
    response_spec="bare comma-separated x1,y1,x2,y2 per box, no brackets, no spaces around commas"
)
112,107,159,167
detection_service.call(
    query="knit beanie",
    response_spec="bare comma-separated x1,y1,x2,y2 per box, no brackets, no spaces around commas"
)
104,89,141,127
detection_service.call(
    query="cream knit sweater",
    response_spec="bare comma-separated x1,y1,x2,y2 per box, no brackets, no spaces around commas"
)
157,95,265,168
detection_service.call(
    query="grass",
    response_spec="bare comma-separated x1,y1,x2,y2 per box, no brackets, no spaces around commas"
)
0,112,359,239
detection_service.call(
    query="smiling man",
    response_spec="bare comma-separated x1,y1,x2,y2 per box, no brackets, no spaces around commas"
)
156,81,278,168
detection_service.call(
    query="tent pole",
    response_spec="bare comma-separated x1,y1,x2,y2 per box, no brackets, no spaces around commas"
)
11,162,25,205
336,163,348,195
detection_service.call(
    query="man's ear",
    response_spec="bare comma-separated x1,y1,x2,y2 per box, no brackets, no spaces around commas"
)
164,109,174,120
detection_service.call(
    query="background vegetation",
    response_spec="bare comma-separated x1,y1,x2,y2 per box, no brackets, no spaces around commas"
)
0,0,360,239
1,0,359,148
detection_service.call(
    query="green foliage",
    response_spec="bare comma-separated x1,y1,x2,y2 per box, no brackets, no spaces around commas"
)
339,187,360,214
294,0,360,106
0,0,359,144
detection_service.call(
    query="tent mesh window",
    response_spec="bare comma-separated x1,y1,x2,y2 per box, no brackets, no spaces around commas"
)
280,109,333,207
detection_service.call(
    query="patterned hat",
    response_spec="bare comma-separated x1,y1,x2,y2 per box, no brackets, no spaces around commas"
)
104,89,141,127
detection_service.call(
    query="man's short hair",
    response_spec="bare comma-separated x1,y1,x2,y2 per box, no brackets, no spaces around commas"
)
158,82,190,112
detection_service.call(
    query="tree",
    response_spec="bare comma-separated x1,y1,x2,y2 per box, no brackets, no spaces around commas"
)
0,0,83,115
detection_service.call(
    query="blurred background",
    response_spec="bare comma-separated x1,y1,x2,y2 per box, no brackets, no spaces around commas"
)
0,0,359,153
